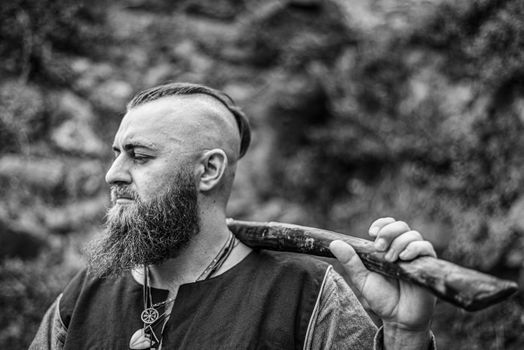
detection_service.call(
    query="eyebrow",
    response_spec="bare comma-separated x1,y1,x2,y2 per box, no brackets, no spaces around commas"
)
112,141,159,152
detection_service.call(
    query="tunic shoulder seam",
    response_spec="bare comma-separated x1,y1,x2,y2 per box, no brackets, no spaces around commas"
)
303,264,332,350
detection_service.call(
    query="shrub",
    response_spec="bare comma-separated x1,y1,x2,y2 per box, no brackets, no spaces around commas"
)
0,0,110,83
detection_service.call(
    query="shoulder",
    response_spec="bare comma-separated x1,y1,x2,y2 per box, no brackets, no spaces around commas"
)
60,268,89,306
60,268,106,303
58,268,92,328
58,268,132,328
256,249,330,267
249,249,331,282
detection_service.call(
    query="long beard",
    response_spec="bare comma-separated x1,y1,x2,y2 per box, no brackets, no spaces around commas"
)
86,171,199,278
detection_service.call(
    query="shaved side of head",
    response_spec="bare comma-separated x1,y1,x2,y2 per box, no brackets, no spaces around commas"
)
163,94,242,165
127,82,251,159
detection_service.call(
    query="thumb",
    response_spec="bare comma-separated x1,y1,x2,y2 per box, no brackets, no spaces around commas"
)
329,240,370,292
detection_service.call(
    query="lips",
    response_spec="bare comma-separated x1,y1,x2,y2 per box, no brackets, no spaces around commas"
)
111,186,137,203
116,195,133,200
115,197,133,202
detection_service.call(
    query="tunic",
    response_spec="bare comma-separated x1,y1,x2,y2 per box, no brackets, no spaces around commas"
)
30,250,436,349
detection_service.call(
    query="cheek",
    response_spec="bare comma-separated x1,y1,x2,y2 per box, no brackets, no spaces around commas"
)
133,170,171,202
132,157,194,201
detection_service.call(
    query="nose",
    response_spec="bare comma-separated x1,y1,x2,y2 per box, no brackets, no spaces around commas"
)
105,155,132,185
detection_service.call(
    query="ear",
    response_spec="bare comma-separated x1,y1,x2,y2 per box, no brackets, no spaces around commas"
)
198,149,228,192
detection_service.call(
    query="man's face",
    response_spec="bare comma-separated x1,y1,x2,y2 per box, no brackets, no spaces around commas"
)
105,96,206,203
87,96,209,276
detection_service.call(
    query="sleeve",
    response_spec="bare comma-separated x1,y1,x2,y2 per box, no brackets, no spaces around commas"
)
304,267,437,350
373,326,437,350
304,266,377,349
29,294,67,350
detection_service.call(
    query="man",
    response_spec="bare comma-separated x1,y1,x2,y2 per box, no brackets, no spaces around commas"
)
30,82,437,349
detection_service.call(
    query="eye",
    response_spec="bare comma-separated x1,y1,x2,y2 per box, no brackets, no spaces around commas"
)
130,150,150,163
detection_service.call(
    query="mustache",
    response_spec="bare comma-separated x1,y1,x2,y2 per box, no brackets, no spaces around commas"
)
110,185,139,203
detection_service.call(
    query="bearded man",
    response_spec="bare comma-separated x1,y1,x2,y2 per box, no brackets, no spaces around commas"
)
30,82,437,349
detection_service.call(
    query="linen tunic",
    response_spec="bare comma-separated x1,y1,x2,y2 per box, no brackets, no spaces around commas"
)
30,250,436,349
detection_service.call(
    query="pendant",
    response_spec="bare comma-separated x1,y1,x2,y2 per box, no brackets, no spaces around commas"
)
129,328,152,349
141,307,159,324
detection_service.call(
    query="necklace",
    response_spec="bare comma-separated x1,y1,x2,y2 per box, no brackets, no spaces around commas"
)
130,232,237,350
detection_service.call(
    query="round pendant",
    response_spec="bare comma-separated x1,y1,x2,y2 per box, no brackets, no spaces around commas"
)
141,308,159,324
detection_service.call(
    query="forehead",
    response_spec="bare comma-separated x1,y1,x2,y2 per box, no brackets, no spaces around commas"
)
114,95,218,148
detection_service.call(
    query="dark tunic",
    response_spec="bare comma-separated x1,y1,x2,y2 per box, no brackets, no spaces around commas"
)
59,250,329,349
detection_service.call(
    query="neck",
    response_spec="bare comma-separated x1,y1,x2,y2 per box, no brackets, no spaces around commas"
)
131,209,251,293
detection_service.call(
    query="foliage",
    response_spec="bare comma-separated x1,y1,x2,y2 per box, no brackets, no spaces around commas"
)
410,0,524,90
433,297,524,349
0,82,47,154
1,0,524,348
0,0,110,84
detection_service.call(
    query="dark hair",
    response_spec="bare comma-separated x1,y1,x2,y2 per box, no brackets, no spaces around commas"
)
127,82,251,158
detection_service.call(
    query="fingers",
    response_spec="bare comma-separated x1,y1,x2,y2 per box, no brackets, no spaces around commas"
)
369,217,437,262
368,217,396,237
384,230,421,261
329,240,369,292
374,220,411,251
399,241,437,260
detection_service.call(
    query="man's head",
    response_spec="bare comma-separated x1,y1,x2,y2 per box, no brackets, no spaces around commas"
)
107,82,251,205
87,82,251,277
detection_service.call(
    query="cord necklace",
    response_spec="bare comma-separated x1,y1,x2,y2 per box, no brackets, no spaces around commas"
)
129,232,237,350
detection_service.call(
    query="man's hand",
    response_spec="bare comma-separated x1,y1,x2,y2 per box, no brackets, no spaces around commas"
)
329,217,436,350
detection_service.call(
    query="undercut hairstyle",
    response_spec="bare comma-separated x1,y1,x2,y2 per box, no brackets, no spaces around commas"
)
127,82,251,159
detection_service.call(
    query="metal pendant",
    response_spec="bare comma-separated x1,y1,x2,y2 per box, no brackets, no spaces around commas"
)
129,328,152,349
141,307,159,324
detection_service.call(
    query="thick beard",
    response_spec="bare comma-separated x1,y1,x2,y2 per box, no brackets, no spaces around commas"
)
86,170,199,278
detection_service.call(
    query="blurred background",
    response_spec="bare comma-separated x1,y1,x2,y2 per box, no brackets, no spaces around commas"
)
1,0,524,348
